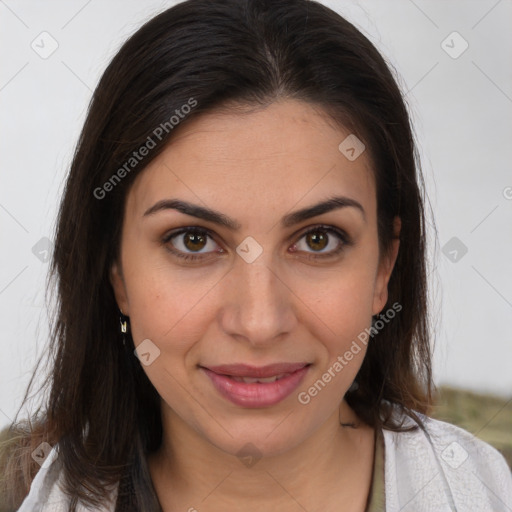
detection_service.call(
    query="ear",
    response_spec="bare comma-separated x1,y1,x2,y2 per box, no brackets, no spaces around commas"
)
372,216,401,315
110,260,130,315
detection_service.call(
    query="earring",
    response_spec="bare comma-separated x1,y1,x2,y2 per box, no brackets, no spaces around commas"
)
372,307,384,327
119,309,129,346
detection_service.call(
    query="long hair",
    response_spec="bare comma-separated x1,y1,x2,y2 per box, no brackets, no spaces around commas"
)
1,0,434,510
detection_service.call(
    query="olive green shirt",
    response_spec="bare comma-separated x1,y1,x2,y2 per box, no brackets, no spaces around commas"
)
366,427,385,511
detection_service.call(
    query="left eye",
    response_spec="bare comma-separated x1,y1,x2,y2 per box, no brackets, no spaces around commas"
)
290,225,350,259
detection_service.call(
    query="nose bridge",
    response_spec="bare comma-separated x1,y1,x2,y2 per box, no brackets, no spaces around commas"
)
241,256,278,301
222,249,295,344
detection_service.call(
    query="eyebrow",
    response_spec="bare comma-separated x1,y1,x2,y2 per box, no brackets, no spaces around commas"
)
143,195,366,229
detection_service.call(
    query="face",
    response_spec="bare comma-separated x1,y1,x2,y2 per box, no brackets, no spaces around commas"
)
110,99,399,458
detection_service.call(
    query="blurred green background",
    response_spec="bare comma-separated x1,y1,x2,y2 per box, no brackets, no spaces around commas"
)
432,386,512,469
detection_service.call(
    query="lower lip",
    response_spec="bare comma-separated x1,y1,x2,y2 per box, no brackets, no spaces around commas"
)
201,366,310,408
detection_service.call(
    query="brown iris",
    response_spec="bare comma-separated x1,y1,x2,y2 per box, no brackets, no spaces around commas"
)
306,230,328,251
183,232,207,251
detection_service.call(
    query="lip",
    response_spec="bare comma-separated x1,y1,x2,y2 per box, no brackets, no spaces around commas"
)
203,362,309,378
200,363,311,408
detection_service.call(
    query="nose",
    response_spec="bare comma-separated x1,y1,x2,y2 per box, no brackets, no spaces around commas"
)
219,254,297,347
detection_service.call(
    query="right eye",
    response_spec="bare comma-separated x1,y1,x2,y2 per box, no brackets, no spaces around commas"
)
162,227,224,261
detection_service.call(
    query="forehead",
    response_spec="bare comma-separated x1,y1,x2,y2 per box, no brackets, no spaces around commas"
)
125,99,375,224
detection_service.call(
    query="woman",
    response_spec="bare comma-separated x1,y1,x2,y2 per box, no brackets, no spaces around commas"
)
2,0,511,510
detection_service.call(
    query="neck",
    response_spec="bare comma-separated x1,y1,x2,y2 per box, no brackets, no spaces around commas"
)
148,400,375,511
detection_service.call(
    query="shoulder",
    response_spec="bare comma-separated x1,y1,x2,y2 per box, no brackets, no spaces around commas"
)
16,443,118,512
16,444,71,512
0,424,46,511
0,423,75,512
381,408,512,512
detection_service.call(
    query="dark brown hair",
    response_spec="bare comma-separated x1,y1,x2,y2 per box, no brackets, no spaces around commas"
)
1,0,434,510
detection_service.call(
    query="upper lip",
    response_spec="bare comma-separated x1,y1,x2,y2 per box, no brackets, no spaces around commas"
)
202,362,310,378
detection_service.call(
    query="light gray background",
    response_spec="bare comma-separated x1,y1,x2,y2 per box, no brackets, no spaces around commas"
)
1,0,511,428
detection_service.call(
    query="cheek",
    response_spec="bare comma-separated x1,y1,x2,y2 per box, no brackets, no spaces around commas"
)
122,257,217,411
294,250,378,390
296,278,375,407
120,230,220,340
306,278,373,365
127,269,220,348
299,250,378,333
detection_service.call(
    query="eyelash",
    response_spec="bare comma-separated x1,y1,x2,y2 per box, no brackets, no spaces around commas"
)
161,225,352,262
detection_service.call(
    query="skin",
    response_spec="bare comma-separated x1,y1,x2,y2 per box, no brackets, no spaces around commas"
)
110,98,400,512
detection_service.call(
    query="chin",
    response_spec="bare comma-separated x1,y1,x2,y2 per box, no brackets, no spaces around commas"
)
202,417,313,462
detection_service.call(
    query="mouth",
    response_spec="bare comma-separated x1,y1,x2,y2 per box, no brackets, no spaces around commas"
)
199,362,311,407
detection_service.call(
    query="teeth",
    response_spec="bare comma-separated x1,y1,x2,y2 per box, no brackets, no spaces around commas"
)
230,373,290,383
